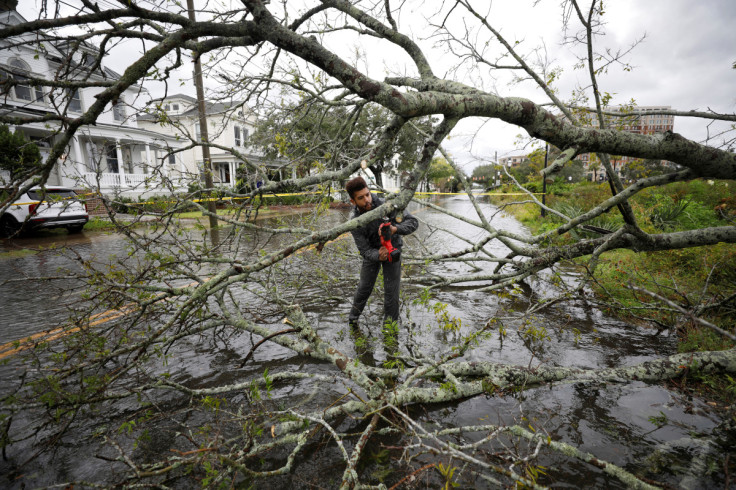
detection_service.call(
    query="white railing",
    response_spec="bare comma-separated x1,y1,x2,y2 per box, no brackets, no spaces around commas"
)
82,172,158,189
84,172,121,188
124,174,150,187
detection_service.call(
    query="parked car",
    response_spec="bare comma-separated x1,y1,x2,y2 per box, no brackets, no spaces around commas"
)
0,187,89,237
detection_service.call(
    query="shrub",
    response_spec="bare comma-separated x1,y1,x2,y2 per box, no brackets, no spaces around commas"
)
648,196,690,230
523,180,542,193
552,201,622,239
0,125,42,180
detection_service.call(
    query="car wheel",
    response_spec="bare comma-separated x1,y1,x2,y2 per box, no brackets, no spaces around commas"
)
67,224,85,234
1,215,21,238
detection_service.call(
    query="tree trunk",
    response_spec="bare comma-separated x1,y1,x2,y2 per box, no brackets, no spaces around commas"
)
369,164,384,188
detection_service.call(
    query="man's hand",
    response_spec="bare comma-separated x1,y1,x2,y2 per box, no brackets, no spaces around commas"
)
390,225,397,235
378,246,389,261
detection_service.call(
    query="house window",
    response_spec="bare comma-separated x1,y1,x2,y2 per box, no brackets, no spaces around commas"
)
13,74,33,101
243,128,249,141
8,59,34,101
164,103,170,111
68,89,82,112
234,126,241,146
195,122,201,141
168,153,176,165
112,100,125,121
172,103,179,111
106,145,119,173
81,52,96,67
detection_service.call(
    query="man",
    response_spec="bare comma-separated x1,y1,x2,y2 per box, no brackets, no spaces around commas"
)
345,176,418,329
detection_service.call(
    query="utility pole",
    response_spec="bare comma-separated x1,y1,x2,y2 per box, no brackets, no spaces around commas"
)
187,0,218,232
495,151,499,189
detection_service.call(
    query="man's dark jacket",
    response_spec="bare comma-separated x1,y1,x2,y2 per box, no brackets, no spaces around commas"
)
350,194,419,262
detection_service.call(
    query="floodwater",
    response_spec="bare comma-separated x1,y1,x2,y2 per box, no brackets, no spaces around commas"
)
0,196,730,488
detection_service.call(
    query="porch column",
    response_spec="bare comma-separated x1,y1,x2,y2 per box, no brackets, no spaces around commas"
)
115,139,125,187
72,136,85,176
291,166,297,180
144,143,152,175
85,142,95,171
160,147,168,178
230,161,236,187
152,147,162,178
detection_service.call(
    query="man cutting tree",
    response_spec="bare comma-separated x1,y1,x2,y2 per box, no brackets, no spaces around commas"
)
345,176,419,330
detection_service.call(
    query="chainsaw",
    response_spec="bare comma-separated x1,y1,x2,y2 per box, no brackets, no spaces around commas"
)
378,217,400,262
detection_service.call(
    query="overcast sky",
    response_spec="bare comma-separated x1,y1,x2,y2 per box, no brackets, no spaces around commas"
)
430,0,736,169
18,0,736,172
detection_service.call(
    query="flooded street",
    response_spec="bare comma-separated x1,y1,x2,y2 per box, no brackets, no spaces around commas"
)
0,231,129,344
0,197,729,488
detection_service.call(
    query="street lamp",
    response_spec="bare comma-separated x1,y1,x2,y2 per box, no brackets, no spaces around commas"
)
542,143,548,217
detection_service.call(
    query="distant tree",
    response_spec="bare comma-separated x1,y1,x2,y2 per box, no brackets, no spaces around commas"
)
588,154,603,181
471,163,500,187
510,160,539,184
0,125,41,182
557,159,585,183
251,98,434,187
426,156,455,191
509,147,554,184
623,158,671,181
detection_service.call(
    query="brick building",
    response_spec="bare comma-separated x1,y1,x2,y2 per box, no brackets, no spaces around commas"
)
577,106,675,181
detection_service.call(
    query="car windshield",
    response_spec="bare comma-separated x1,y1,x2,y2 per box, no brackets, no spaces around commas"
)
27,189,78,201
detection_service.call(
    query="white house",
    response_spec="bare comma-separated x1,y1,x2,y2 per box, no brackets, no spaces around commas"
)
137,94,296,189
0,9,183,196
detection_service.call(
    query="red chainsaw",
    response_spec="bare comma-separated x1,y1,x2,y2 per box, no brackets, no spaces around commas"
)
378,217,400,262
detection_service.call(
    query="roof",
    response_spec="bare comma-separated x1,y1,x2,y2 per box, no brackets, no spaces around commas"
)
163,93,197,103
137,99,249,121
1,12,135,87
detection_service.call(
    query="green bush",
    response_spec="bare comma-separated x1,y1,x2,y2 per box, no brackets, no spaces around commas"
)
0,125,42,180
648,195,691,230
679,201,723,229
110,196,136,214
545,182,570,196
524,180,542,193
552,201,622,239
633,180,729,232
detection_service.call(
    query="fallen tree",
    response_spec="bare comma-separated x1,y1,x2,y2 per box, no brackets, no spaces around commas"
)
0,0,735,487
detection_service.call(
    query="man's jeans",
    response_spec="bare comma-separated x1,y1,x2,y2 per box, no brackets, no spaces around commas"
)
349,258,401,326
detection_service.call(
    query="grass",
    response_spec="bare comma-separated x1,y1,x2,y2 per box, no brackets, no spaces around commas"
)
591,244,736,333
174,209,241,219
497,178,736,359
84,217,120,231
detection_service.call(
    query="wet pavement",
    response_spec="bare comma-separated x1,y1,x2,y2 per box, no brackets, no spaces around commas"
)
0,196,730,488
